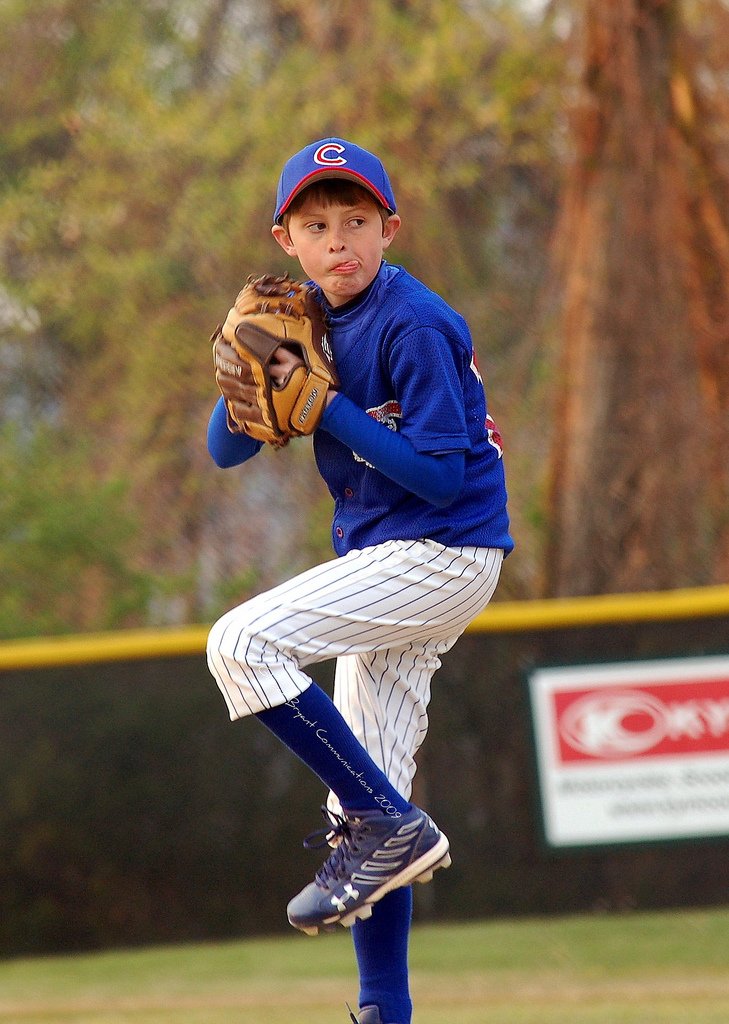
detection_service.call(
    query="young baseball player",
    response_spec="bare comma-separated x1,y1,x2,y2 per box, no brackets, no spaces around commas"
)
206,138,513,1024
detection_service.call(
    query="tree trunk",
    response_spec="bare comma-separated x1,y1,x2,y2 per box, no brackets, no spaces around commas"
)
544,0,729,596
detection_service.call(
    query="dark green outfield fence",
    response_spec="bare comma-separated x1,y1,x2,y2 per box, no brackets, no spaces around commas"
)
1,586,729,956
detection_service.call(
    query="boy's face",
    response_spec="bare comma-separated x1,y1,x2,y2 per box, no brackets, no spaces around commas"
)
272,191,400,307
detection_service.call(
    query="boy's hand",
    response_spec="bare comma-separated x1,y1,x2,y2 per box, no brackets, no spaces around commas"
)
270,344,306,386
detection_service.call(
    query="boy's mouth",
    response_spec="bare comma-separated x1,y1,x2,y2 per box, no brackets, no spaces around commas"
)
331,260,359,274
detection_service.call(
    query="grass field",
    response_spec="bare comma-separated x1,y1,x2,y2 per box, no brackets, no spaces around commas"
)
1,907,729,1024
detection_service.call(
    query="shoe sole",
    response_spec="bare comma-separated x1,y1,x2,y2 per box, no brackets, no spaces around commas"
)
294,834,452,936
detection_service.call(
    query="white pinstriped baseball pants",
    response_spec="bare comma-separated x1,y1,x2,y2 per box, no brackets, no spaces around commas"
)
207,539,503,801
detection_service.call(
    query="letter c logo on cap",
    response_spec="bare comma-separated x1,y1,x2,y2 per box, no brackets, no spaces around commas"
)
314,143,347,166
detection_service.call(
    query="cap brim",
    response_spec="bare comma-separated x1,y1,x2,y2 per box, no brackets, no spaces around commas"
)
276,168,394,223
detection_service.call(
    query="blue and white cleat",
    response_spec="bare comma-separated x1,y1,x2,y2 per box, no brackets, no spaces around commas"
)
287,804,451,936
347,1004,391,1024
347,1004,385,1023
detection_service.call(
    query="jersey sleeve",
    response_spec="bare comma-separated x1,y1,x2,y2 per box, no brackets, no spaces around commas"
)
207,396,263,467
386,326,471,453
320,393,465,506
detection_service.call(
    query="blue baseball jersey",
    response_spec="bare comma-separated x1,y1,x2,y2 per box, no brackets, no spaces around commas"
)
313,261,513,557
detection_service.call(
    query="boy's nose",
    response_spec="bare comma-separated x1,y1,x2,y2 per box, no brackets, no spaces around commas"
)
327,231,346,252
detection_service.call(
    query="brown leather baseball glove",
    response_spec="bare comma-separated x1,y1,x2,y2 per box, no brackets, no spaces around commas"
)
212,274,338,448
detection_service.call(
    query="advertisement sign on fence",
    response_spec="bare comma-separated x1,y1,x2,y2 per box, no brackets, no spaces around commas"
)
528,654,729,848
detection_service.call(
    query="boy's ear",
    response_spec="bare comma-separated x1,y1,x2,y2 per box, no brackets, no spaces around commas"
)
272,224,297,256
382,214,401,250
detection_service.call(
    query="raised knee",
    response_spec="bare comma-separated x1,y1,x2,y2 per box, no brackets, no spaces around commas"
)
206,608,271,672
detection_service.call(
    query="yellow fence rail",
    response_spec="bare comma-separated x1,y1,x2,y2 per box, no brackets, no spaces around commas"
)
1,584,729,672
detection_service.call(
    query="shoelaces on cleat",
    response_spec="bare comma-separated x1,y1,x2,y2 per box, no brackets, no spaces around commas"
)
302,806,372,886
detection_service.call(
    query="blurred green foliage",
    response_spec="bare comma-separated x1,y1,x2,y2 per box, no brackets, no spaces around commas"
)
6,1,728,636
0,0,565,637
0,424,152,636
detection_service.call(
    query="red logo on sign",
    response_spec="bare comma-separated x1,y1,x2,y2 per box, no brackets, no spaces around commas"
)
554,678,729,762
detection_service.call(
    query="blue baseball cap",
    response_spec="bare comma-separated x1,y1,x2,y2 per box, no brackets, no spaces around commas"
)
274,138,397,224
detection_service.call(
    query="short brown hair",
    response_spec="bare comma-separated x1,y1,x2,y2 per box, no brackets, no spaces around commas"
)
282,179,390,230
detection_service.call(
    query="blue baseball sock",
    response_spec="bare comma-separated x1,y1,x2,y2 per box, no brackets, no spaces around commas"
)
256,683,411,816
353,887,413,1024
